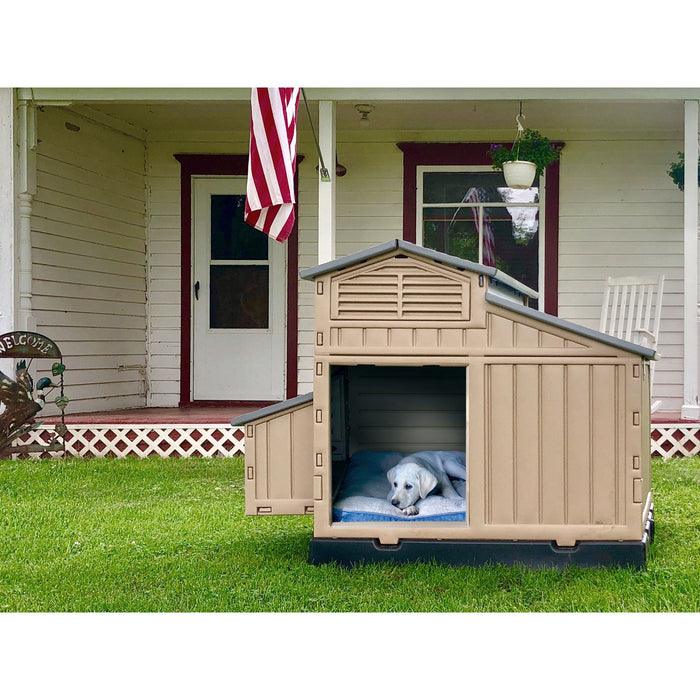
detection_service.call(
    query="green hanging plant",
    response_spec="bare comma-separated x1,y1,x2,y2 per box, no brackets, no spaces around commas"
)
489,129,562,178
668,151,700,191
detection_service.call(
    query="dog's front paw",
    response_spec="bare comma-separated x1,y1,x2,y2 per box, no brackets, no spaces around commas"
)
401,505,419,516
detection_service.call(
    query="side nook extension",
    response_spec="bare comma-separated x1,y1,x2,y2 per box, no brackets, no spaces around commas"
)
235,240,655,569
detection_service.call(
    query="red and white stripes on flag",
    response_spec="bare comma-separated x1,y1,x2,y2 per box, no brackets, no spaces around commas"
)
464,187,496,267
245,88,301,242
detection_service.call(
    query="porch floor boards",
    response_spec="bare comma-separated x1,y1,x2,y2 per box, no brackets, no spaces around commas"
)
39,405,700,427
41,402,271,426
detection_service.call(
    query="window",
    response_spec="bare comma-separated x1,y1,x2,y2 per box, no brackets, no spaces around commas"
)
209,194,270,329
398,142,562,315
417,167,542,297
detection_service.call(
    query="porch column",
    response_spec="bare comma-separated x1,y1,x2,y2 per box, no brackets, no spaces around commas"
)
16,98,37,332
682,99,699,419
317,100,336,264
0,89,15,376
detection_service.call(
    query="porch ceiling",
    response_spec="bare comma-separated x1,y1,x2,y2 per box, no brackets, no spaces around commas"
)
79,97,685,136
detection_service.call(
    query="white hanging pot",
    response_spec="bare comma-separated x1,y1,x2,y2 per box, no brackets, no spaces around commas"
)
503,160,537,189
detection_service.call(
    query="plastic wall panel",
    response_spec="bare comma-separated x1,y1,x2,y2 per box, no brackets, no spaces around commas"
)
485,362,629,527
244,400,314,515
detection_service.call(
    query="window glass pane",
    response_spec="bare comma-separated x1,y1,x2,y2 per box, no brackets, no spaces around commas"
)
211,194,269,261
423,207,479,261
423,171,508,203
210,265,269,329
485,206,539,292
421,172,540,293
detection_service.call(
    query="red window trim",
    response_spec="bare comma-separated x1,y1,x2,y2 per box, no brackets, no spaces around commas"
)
174,153,300,405
397,142,561,315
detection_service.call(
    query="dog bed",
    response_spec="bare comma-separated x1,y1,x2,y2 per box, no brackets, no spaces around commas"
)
332,450,467,522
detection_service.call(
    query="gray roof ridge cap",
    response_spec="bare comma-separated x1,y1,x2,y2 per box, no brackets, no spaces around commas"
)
231,392,314,426
300,239,505,281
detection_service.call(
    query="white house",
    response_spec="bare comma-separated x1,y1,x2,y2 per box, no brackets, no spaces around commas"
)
1,87,698,457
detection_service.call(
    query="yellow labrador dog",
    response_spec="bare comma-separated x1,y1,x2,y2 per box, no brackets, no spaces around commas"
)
387,451,466,516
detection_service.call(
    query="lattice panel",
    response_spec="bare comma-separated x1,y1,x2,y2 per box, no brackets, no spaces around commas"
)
13,424,246,459
651,424,700,460
11,422,700,461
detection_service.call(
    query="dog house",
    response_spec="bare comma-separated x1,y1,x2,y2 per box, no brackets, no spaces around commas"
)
236,240,655,568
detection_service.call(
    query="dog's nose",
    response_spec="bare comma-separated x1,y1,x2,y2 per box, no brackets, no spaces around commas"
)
391,498,399,506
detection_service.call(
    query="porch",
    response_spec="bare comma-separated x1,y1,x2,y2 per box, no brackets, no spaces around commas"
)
14,404,700,460
19,403,269,459
2,87,700,463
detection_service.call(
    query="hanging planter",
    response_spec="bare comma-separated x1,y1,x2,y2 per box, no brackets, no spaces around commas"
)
667,151,700,191
490,110,562,189
502,160,537,189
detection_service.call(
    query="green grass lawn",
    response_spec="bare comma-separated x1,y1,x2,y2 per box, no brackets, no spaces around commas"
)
1,454,699,612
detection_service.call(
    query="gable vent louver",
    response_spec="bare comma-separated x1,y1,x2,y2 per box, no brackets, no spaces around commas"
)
332,262,469,321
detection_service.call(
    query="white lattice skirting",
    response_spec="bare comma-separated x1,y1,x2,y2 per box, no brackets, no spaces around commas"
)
651,424,700,459
15,424,245,459
10,422,700,460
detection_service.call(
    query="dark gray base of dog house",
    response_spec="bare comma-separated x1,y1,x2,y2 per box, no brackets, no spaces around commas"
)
309,507,655,570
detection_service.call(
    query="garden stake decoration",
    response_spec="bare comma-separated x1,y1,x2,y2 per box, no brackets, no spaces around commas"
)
0,332,68,458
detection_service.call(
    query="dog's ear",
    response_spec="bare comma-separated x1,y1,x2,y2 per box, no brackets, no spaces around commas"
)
417,468,438,499
386,466,398,484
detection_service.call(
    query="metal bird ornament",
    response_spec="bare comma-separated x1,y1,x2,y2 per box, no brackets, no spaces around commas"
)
0,360,46,450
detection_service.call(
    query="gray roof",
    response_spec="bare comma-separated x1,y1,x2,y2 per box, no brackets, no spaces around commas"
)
231,392,313,426
485,290,657,360
299,239,654,359
299,239,539,300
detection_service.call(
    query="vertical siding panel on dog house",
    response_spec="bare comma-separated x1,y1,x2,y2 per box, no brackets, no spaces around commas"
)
486,364,515,525
591,364,620,524
566,365,592,524
241,394,314,515
540,364,566,524
515,364,541,524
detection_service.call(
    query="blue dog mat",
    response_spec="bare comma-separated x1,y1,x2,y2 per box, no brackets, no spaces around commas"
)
332,450,466,523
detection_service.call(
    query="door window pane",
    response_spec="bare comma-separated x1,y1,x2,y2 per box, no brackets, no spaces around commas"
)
210,265,269,329
211,194,269,261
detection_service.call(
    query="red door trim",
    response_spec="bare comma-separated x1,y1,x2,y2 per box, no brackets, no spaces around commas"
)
397,142,562,315
174,153,300,405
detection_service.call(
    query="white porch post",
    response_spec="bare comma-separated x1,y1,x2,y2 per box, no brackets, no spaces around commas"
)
317,100,336,264
16,97,37,333
682,99,699,419
0,89,16,375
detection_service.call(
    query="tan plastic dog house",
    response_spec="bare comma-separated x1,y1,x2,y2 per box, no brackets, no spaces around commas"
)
236,240,655,568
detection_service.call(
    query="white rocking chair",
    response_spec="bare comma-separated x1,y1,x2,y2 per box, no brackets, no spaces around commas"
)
599,274,664,413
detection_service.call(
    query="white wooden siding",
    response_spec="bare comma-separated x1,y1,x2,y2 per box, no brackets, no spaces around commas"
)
299,136,684,410
297,140,404,391
146,134,249,407
32,108,147,414
557,139,685,411
144,129,684,412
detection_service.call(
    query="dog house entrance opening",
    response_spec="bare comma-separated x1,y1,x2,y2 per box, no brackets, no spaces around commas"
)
330,365,468,523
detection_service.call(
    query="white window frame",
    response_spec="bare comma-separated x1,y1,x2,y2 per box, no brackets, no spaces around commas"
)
416,165,546,310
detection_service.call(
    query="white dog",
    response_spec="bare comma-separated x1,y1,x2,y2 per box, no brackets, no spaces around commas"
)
386,451,466,516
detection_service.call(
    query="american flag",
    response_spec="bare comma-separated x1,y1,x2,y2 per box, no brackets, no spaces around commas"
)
463,187,495,266
244,88,300,242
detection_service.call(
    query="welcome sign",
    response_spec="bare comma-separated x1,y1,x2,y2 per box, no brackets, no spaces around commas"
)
0,332,62,358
